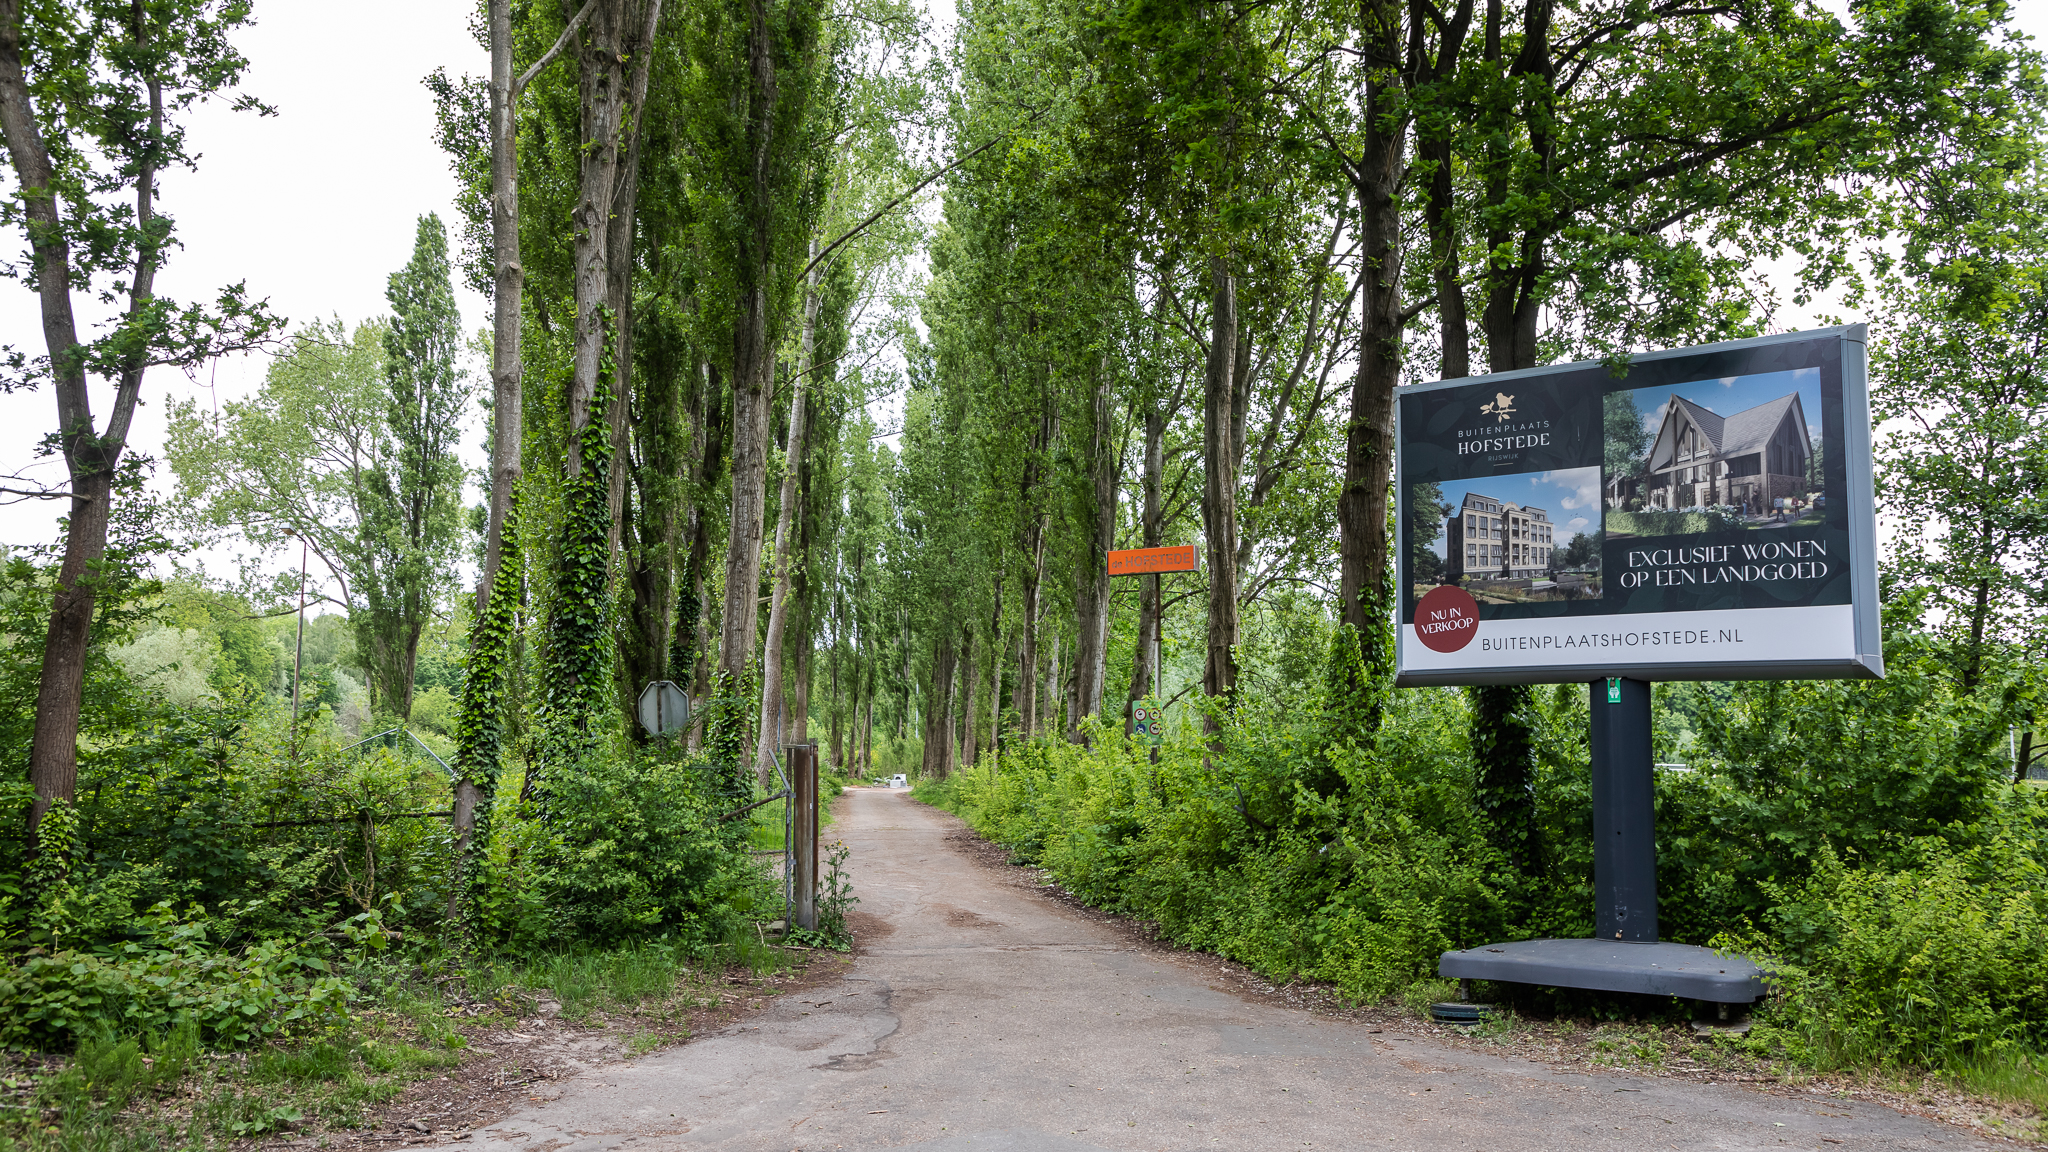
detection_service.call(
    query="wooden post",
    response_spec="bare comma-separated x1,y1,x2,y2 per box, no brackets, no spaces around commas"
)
791,744,818,930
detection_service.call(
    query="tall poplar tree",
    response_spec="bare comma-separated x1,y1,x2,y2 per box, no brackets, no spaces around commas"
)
360,214,470,720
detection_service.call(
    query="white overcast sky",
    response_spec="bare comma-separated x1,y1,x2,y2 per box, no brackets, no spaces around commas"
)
0,1,2041,581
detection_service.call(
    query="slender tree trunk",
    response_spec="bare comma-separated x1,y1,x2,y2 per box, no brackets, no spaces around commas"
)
1411,0,1476,383
718,0,782,763
828,623,844,770
1201,257,1241,727
756,251,821,784
1015,523,1044,739
612,0,670,722
452,0,524,856
861,663,875,774
685,361,728,751
987,577,1004,770
792,584,813,743
480,0,525,604
605,0,661,536
1071,360,1117,739
1042,630,1061,737
567,1,629,480
1478,0,1552,374
959,621,978,769
897,614,912,741
921,633,956,778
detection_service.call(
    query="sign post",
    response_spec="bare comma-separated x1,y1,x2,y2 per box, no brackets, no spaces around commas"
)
1109,548,1197,750
1405,327,1879,1004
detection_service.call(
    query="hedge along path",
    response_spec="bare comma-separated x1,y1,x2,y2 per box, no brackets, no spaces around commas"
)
455,787,1995,1152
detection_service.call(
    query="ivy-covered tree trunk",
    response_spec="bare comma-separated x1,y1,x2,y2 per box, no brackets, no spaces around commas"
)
450,503,521,923
1331,0,1407,744
1469,683,1541,876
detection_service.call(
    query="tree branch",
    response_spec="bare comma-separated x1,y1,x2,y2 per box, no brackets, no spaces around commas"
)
514,0,598,96
800,129,1018,283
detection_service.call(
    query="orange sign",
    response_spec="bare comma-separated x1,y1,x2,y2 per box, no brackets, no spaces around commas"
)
1108,545,1199,576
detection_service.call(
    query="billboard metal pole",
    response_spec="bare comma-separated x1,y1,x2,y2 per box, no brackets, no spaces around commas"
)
1590,677,1656,942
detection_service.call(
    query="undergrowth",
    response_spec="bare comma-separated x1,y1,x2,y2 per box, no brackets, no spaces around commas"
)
913,622,2048,1109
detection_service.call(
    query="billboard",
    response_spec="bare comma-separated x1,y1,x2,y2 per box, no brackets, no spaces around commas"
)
1394,326,1880,686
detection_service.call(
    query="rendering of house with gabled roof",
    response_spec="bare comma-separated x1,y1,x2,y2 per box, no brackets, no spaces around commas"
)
1609,391,1812,516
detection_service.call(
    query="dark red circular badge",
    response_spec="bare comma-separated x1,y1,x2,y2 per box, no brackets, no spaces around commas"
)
1414,585,1481,653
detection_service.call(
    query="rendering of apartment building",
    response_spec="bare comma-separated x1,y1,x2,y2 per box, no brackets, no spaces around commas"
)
1447,491,1554,581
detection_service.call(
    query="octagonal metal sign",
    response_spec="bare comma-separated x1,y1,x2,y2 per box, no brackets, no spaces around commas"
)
637,680,690,736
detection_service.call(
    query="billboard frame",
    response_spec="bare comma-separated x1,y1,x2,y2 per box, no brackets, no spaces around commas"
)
1393,325,1881,688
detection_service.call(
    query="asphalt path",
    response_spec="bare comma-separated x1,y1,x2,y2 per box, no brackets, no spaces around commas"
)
471,786,1993,1152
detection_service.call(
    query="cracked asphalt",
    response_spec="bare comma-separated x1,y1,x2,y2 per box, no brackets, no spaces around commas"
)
468,787,1996,1152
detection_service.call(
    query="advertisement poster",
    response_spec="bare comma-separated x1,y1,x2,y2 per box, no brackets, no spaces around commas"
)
1394,327,1882,686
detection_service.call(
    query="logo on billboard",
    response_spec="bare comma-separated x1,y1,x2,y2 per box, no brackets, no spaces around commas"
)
1479,392,1516,422
1414,585,1480,653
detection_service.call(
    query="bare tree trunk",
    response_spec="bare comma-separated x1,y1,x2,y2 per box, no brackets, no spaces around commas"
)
1042,630,1061,737
718,0,782,750
861,662,875,774
480,0,525,605
828,621,843,770
1015,523,1044,740
921,634,957,778
567,1,629,480
1071,360,1117,739
959,621,978,770
792,587,813,743
1202,257,1241,727
1336,3,1407,694
897,613,912,740
755,251,821,786
986,576,1003,763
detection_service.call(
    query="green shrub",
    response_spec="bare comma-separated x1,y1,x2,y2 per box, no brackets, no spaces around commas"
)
920,626,2048,1086
0,911,354,1050
1734,838,2048,1070
482,745,762,951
